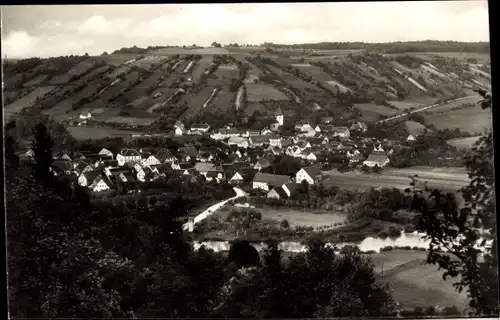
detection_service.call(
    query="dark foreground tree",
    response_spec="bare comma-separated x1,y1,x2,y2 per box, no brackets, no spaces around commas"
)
228,240,261,269
416,90,498,316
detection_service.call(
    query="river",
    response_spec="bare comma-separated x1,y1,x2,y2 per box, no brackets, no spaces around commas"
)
192,231,492,254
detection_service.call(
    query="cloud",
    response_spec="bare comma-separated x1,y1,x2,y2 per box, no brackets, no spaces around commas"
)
1,2,491,59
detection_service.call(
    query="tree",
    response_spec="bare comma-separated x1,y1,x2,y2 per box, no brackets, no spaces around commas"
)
228,240,261,269
31,123,55,185
416,90,498,316
211,42,222,48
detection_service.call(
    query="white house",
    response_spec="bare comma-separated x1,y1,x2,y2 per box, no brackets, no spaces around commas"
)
275,107,284,126
175,127,185,136
295,122,314,132
363,153,390,168
331,126,350,138
269,136,282,148
296,166,322,184
190,123,211,133
141,154,161,167
306,152,318,162
117,149,142,164
261,128,273,135
79,112,92,120
228,136,249,148
89,175,112,192
78,170,101,187
252,172,291,191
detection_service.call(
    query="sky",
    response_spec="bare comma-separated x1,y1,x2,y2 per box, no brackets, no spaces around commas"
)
2,1,490,59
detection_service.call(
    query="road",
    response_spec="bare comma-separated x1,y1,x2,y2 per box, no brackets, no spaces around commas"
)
378,95,478,124
182,187,246,231
322,167,470,192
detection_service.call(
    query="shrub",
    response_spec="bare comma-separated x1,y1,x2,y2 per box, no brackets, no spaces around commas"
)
388,226,402,238
340,245,360,254
425,306,436,316
403,224,415,233
442,305,461,316
280,219,290,229
380,246,394,252
378,230,389,239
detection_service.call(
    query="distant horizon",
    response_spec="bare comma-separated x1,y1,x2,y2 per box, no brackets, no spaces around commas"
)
2,2,490,59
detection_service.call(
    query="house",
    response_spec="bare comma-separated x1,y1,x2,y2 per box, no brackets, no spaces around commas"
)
228,136,250,148
320,116,334,124
229,168,257,185
117,149,142,165
253,158,272,171
74,161,94,176
141,153,161,167
296,166,322,184
282,182,301,198
296,140,312,151
98,148,114,158
306,151,318,162
363,153,390,168
249,135,270,147
79,112,92,120
261,128,273,135
268,135,282,148
143,166,158,181
100,159,119,169
174,120,185,129
331,127,350,138
78,170,102,187
89,174,113,192
348,153,365,165
53,151,72,161
267,186,288,199
194,162,216,176
407,134,416,142
275,107,284,126
295,122,314,132
210,128,240,140
252,172,291,191
270,122,281,131
52,160,73,175
175,127,185,136
190,123,211,133
206,170,225,183
156,148,178,163
133,164,146,182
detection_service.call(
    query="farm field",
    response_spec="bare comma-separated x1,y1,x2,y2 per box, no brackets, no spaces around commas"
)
387,100,424,111
405,120,429,136
423,107,492,134
382,259,468,309
43,81,106,120
67,125,137,140
354,103,398,121
265,64,321,93
48,59,103,85
424,95,482,114
100,116,157,126
325,80,351,93
209,88,235,112
77,65,113,83
246,83,289,101
250,206,348,228
447,136,482,150
191,56,213,80
106,65,133,79
212,64,240,83
4,86,55,120
151,47,231,55
100,53,139,66
23,74,49,87
244,101,269,115
179,86,216,116
131,56,165,69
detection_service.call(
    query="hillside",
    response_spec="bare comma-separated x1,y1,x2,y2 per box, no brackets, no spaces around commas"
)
3,43,492,138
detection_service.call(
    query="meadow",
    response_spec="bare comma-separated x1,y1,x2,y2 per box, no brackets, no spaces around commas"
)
5,86,55,120
246,83,289,102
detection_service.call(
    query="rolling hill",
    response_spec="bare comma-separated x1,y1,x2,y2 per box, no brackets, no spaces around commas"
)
3,42,492,139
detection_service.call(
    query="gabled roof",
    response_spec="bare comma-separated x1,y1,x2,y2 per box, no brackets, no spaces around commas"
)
75,161,92,172
249,135,270,144
283,182,301,195
301,166,322,177
275,107,283,116
102,159,118,167
156,148,177,161
194,162,215,172
268,135,281,141
232,168,257,182
124,149,141,157
228,136,248,144
365,153,389,163
253,172,290,186
179,162,194,170
52,159,72,171
206,170,224,178
269,186,288,198
82,170,102,184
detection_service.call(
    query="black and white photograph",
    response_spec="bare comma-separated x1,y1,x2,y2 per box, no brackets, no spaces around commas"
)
2,1,497,318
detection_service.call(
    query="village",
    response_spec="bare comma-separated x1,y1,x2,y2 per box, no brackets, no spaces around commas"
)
18,106,413,198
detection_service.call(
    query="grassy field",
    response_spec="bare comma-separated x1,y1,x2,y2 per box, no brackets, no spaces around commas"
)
354,103,399,121
5,86,55,120
447,136,482,150
252,205,348,228
265,64,321,93
405,120,429,136
151,47,231,55
424,107,492,134
67,125,136,140
246,83,289,101
387,100,423,111
130,56,165,69
101,116,157,126
191,56,213,80
210,88,235,112
245,101,269,115
424,95,483,114
23,74,49,87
